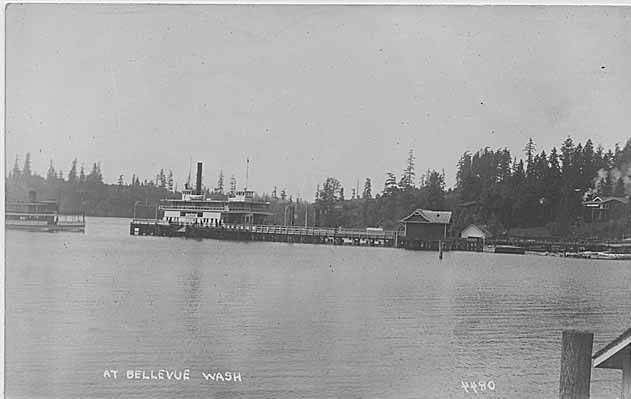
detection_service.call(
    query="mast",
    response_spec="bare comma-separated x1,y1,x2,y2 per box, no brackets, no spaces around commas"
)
245,157,249,190
186,156,192,189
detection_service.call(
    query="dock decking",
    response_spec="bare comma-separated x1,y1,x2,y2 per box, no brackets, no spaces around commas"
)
130,219,402,247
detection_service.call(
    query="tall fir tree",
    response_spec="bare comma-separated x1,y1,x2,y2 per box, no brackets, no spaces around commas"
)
362,178,372,199
400,149,416,189
23,153,32,177
68,158,78,183
46,160,56,182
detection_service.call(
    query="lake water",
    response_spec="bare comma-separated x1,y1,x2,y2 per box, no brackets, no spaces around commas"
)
5,217,631,399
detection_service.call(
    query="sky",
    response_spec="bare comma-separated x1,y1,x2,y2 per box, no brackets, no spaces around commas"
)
5,4,631,198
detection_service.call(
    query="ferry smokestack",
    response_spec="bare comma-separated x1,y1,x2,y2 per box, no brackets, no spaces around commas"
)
196,162,202,195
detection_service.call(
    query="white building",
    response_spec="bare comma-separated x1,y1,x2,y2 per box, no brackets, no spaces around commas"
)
460,224,493,240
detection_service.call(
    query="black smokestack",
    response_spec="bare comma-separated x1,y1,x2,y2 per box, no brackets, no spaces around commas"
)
196,162,202,195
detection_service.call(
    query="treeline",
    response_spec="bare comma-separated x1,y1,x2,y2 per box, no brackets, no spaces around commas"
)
6,155,178,217
312,150,453,229
308,137,631,237
452,137,631,236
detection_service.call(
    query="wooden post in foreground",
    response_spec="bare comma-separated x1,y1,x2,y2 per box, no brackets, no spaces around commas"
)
623,351,631,399
559,330,593,399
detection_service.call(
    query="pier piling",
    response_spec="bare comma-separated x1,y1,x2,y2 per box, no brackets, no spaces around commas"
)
559,330,593,399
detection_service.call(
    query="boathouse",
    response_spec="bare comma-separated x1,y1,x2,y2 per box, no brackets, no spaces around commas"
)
400,209,452,242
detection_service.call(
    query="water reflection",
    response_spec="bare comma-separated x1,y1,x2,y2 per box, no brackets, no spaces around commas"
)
182,268,202,337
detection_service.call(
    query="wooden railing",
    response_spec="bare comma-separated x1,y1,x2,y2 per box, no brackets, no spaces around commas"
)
131,219,397,239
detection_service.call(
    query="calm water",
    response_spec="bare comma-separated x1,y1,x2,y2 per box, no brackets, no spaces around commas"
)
6,217,631,399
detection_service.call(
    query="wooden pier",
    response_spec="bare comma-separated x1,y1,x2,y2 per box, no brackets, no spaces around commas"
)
129,219,494,252
130,219,401,248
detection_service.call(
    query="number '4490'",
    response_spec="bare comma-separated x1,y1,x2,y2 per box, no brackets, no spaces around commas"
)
461,380,495,393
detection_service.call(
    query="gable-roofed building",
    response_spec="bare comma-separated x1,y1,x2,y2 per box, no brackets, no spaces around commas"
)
400,209,452,243
582,196,629,222
460,224,493,240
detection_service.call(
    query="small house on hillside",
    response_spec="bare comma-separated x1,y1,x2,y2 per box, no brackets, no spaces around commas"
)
460,224,493,240
582,196,629,222
400,209,452,242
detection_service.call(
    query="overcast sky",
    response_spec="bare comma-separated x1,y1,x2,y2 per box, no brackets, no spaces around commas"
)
6,4,631,197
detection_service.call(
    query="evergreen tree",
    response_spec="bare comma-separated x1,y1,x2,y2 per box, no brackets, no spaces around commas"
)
496,148,512,183
216,170,224,194
455,151,477,203
316,177,343,226
400,149,416,189
384,172,398,195
362,178,372,199
574,143,585,188
23,153,32,177
86,163,103,184
79,164,86,183
46,160,56,182
320,177,342,202
167,170,174,192
548,148,562,180
11,155,20,180
97,163,103,182
423,170,445,210
595,145,606,171
613,178,626,197
615,138,631,168
560,136,575,178
68,159,78,183
599,174,613,197
523,138,536,176
158,169,167,189
582,139,596,187
229,175,237,194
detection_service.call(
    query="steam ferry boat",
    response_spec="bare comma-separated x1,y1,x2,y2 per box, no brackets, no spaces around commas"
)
158,162,273,227
6,191,86,232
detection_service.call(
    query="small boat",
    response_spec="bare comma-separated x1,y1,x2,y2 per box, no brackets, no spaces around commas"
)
591,252,631,260
564,251,631,260
494,245,526,255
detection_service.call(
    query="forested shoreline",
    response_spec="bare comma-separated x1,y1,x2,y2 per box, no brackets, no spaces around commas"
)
6,136,631,239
